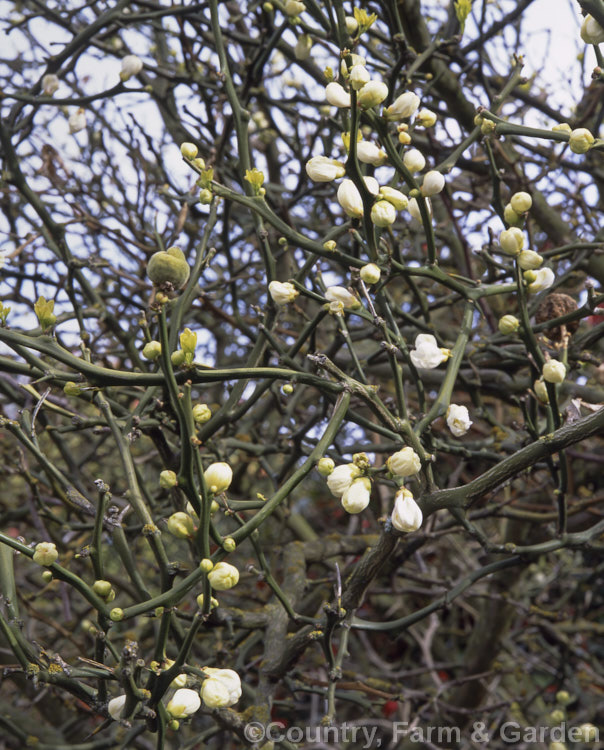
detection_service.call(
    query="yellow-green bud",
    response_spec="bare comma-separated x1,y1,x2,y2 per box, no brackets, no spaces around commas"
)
208,561,239,590
317,457,335,476
142,341,162,360
171,350,186,367
34,296,57,330
534,379,549,404
552,122,572,134
109,608,124,622
159,470,178,489
360,263,381,284
568,128,594,154
200,558,214,572
499,227,524,256
199,188,213,204
498,315,519,335
41,570,53,583
147,246,190,288
93,580,113,598
517,250,543,270
556,690,571,705
504,202,524,227
323,240,337,252
63,381,82,397
510,191,532,214
281,384,294,395
576,724,597,742
549,709,565,723
32,542,58,566
179,327,197,356
193,157,206,170
167,512,195,538
204,462,233,494
193,403,212,424
480,118,496,135
196,594,219,610
180,142,198,159
169,720,180,731
210,500,219,515
223,537,236,552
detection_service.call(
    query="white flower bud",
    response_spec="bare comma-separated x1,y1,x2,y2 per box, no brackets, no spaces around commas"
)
498,315,519,335
193,403,212,424
337,179,364,218
180,142,198,159
379,186,408,210
569,128,594,154
391,488,422,532
317,457,335,476
363,176,380,195
510,191,532,214
345,15,359,35
504,203,524,227
534,379,549,404
357,80,389,109
410,334,447,370
201,668,241,706
325,81,351,108
371,199,396,227
166,688,201,718
200,679,229,708
527,267,555,293
408,196,432,221
159,470,178,489
108,695,126,720
120,54,143,81
340,54,366,77
575,724,598,742
580,15,604,45
42,74,59,96
384,91,420,120
68,109,86,133
204,462,232,493
542,360,566,384
499,227,524,256
517,250,543,270
33,542,58,566
403,148,425,173
349,64,370,90
294,34,312,60
284,0,305,17
416,108,437,127
356,141,388,166
446,404,472,437
325,286,361,309
387,447,421,477
208,561,239,590
268,280,299,305
142,340,162,360
421,170,445,196
167,512,195,539
341,477,371,514
326,463,361,496
360,263,381,284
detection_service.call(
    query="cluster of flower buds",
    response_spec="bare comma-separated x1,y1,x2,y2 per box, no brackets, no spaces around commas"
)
322,453,372,514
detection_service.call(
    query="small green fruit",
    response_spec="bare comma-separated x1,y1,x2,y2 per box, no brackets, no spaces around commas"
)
147,247,190,288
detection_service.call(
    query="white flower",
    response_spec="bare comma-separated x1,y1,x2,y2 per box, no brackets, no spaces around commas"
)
341,477,371,514
208,561,239,591
409,334,448,369
421,170,445,196
108,695,126,720
325,286,361,309
517,250,543,270
201,668,241,706
510,191,532,214
446,404,472,437
387,447,421,477
42,74,59,96
391,488,422,532
371,200,396,227
379,186,408,210
357,80,389,109
166,688,201,718
384,91,420,120
305,156,346,182
356,141,388,166
268,280,299,305
294,34,312,60
326,463,361,496
325,81,351,108
527,267,555,293
408,196,432,221
416,108,436,127
349,64,370,90
204,462,232,493
542,360,566,384
580,14,604,45
499,227,525,256
337,179,364,218
403,148,425,173
68,108,86,133
360,263,381,284
120,54,143,81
